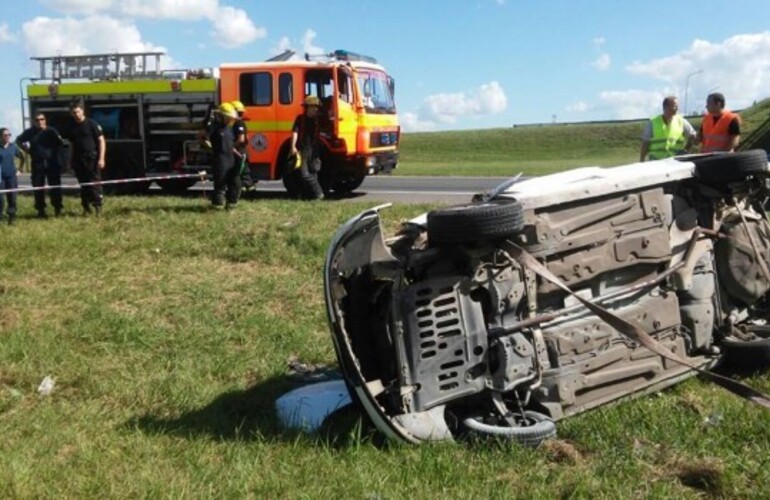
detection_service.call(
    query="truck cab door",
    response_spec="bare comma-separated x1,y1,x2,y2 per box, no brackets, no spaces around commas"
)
334,67,357,155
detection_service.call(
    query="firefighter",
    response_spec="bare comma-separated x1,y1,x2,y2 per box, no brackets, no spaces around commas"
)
17,112,66,217
66,100,106,216
289,95,324,200
209,102,241,209
231,101,253,192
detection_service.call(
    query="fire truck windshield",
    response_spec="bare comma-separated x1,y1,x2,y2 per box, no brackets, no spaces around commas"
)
357,71,395,114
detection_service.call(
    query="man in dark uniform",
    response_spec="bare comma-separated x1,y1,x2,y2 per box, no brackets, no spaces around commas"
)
231,101,254,192
209,102,241,209
17,112,66,218
0,127,25,225
289,95,324,200
66,100,106,216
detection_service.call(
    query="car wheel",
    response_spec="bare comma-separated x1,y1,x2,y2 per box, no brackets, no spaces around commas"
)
462,410,557,448
693,149,769,184
719,336,770,369
427,200,524,246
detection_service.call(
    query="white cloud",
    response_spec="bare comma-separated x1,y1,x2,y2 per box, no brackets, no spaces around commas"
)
0,23,17,43
269,30,325,59
566,101,590,113
40,0,113,15
626,31,770,110
209,6,265,48
302,30,324,56
593,36,605,48
1,105,23,137
22,15,170,68
119,0,218,20
591,53,611,71
420,81,507,125
39,0,265,49
400,112,437,133
598,89,671,120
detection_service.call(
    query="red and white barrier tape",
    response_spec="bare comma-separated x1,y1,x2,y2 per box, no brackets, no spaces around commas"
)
0,172,207,194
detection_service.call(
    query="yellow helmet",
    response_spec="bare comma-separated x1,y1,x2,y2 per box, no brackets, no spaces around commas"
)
292,151,302,170
231,100,245,113
218,102,237,118
303,95,321,107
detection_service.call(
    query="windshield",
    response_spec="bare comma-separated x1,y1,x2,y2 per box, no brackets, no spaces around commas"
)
356,70,396,114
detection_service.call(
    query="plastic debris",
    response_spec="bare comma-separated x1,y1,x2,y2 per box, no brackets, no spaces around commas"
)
37,375,55,396
275,379,352,431
703,412,723,427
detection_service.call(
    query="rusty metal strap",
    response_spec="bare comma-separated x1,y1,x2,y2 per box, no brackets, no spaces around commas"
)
502,240,770,410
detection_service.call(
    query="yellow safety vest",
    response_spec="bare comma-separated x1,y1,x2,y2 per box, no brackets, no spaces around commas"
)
648,115,686,160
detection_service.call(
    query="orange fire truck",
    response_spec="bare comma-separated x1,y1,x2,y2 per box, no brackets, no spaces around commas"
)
22,50,399,195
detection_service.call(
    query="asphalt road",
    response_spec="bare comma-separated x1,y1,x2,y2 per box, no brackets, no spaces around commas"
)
17,173,513,205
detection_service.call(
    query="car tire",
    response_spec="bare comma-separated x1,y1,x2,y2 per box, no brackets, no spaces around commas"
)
719,336,770,369
462,410,557,448
693,149,769,184
427,200,524,246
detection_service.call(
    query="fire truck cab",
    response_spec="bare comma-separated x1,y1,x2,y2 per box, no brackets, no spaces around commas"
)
23,50,399,196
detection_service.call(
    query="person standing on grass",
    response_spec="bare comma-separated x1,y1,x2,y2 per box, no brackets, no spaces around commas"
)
289,95,325,200
639,96,696,162
17,112,66,218
698,92,741,153
231,101,254,193
0,127,25,225
66,100,106,216
209,102,241,210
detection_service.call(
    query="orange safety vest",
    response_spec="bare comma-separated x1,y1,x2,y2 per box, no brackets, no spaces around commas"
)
701,111,739,152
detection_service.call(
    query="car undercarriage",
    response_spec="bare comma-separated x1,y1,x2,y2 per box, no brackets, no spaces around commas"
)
324,150,770,445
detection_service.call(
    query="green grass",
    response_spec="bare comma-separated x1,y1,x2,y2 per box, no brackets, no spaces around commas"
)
2,196,770,497
397,97,770,177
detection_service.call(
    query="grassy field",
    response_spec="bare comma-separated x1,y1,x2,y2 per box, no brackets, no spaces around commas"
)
2,195,770,498
397,97,770,177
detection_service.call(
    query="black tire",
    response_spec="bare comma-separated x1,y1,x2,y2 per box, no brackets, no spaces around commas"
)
330,174,366,196
719,337,770,369
282,170,304,198
427,200,524,246
103,179,152,195
693,149,769,184
156,177,198,193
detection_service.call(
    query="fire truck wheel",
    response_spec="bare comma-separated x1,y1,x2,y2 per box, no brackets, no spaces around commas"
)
282,170,303,198
156,177,198,193
331,174,366,195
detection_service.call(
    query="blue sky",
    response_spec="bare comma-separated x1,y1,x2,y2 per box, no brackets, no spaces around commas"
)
2,0,770,133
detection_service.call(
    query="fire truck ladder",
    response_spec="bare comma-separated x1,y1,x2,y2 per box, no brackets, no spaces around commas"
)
30,51,165,82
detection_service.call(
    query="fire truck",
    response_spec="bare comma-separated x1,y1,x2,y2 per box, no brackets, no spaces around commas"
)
22,50,400,195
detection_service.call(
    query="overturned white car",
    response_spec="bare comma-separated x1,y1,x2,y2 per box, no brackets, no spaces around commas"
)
324,150,770,445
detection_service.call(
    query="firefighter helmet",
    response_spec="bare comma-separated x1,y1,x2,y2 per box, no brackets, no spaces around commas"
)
218,102,238,118
303,95,321,107
231,101,246,113
290,151,302,170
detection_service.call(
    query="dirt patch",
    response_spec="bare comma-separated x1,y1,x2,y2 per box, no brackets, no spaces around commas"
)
662,457,725,496
542,439,585,465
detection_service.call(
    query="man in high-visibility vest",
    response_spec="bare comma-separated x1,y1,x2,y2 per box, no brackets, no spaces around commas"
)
640,96,696,162
698,92,741,152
